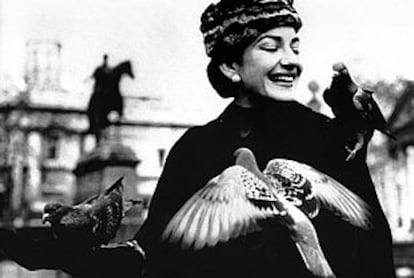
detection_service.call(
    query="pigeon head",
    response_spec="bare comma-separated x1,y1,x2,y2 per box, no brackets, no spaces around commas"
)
42,202,72,224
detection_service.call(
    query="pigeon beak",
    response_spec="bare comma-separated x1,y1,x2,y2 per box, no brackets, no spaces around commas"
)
42,213,50,224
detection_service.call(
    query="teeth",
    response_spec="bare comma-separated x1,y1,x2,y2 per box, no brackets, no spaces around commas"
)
279,76,293,82
269,74,294,82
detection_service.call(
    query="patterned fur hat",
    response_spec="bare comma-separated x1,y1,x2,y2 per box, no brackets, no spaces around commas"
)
200,0,302,58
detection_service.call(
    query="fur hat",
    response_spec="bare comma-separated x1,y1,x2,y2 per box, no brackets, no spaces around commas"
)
200,0,302,58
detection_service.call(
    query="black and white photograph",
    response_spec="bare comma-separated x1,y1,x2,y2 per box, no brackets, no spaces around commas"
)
0,0,413,277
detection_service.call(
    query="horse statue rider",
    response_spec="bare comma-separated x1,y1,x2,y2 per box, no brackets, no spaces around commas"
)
87,55,135,140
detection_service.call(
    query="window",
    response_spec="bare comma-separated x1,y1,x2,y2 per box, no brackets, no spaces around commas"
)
158,148,166,167
44,134,59,160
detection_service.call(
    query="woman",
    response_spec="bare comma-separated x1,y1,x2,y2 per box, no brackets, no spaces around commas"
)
136,0,396,277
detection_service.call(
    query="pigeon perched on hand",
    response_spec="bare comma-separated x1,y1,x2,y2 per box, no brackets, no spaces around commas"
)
42,177,138,247
162,148,372,278
323,62,395,160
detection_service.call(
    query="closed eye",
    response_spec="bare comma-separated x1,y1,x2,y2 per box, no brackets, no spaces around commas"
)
259,44,279,52
256,37,281,52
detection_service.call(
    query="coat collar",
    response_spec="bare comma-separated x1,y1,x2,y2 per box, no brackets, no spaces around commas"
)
217,98,308,126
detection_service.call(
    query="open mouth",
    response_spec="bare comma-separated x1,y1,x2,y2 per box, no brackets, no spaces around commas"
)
268,73,297,86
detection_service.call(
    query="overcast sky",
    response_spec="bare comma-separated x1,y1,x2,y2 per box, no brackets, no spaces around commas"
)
1,0,414,123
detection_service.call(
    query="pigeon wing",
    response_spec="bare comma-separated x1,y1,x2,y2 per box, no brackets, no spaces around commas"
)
264,159,371,229
103,177,124,195
162,165,280,250
58,207,95,232
88,188,124,244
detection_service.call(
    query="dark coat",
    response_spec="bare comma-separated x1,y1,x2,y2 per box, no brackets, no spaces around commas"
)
137,99,396,278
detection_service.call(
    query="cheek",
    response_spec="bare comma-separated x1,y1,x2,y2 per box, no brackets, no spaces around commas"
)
248,54,273,69
241,59,272,80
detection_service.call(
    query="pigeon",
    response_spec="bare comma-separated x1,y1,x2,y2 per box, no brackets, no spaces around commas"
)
42,177,136,247
162,148,372,278
323,62,395,160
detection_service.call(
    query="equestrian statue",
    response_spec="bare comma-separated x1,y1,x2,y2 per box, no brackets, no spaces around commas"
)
87,55,135,140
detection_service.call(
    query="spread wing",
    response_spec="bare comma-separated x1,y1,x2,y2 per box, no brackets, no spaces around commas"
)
162,165,281,250
264,159,372,229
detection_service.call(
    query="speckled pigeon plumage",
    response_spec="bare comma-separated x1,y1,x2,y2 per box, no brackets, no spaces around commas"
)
162,148,372,278
323,62,395,160
42,177,125,247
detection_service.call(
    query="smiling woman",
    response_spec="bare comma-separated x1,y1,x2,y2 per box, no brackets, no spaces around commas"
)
135,0,396,278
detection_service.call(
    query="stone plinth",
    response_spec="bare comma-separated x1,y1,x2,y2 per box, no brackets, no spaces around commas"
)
73,142,140,204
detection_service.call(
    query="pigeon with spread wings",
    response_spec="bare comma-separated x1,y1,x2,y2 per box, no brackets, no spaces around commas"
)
162,148,372,278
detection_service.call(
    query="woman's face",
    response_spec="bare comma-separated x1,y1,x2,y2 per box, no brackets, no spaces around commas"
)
234,26,302,104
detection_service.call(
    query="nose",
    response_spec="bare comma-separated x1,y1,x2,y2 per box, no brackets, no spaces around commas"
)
279,49,301,72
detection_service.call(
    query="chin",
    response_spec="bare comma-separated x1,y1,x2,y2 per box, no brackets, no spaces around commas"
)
266,87,296,101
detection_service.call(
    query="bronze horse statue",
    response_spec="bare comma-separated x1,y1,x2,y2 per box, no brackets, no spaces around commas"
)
87,60,134,137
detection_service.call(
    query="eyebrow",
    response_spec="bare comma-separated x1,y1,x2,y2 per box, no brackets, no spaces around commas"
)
255,35,300,44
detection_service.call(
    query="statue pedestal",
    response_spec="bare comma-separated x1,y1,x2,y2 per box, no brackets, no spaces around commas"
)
73,142,140,202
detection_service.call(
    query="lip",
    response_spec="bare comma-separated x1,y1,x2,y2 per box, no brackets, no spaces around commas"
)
268,73,297,87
